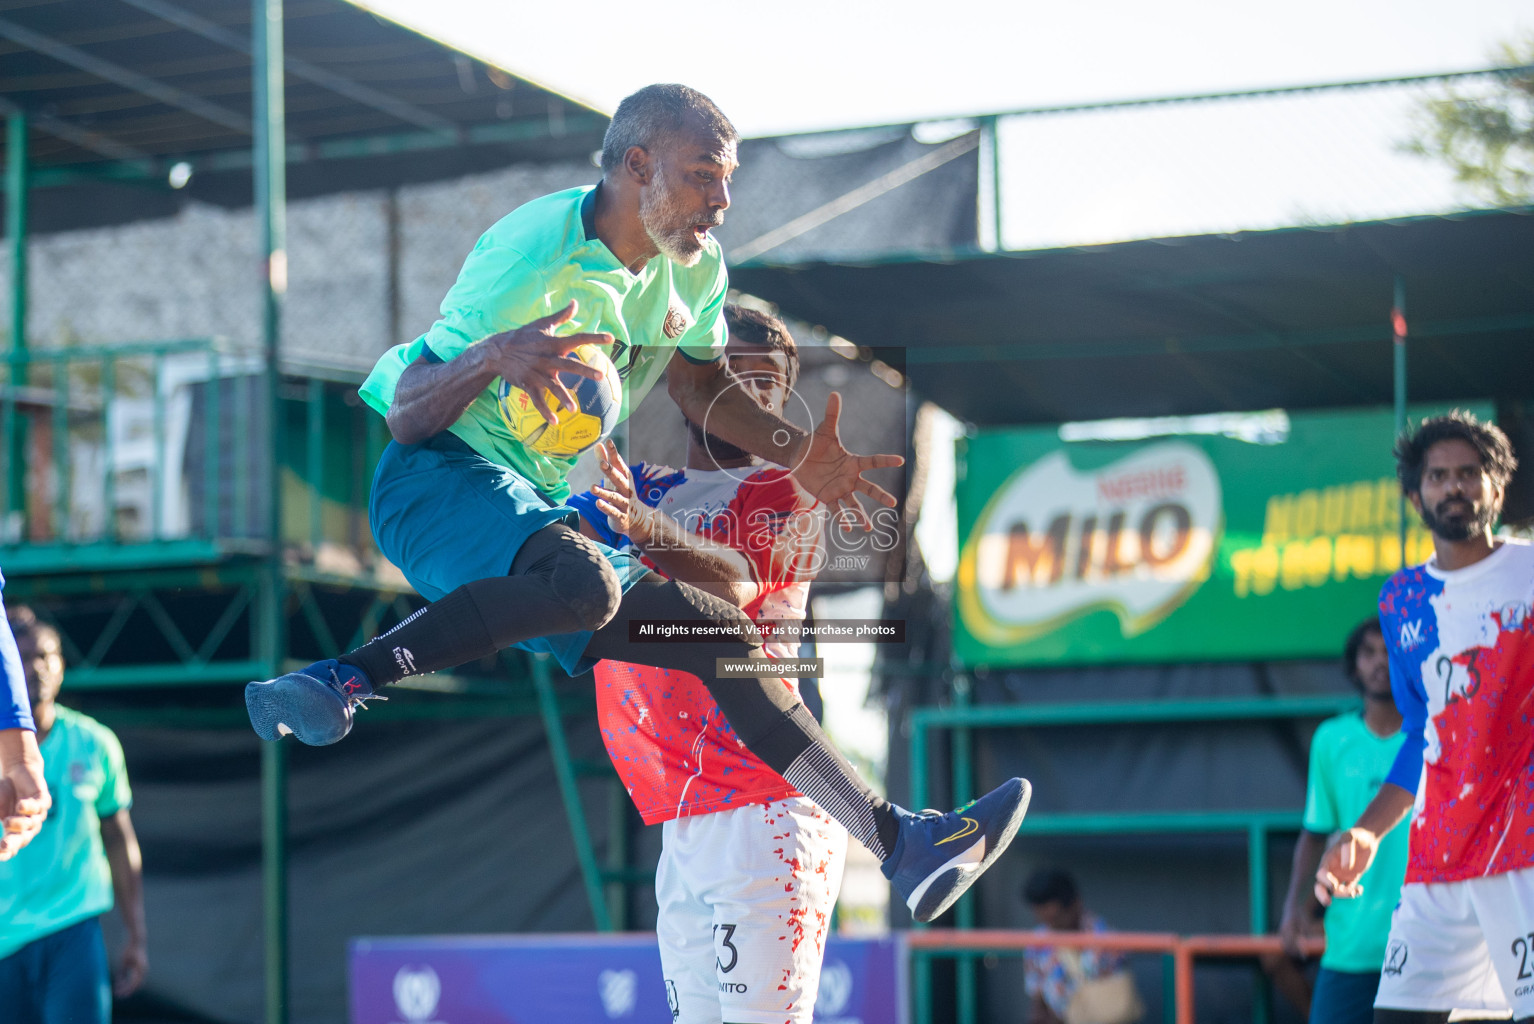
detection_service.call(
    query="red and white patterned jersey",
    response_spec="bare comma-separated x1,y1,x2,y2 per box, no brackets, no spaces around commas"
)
573,463,824,825
1378,539,1534,884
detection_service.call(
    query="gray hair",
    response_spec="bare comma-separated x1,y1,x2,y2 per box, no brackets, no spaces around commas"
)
601,84,738,176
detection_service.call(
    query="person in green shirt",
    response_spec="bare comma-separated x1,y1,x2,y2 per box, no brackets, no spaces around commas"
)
0,606,148,1024
244,83,1031,925
1278,616,1407,1024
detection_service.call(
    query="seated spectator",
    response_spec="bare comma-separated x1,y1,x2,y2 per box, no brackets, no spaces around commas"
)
1023,867,1144,1024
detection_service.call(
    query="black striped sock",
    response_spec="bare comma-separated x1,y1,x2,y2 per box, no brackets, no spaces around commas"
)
782,743,890,860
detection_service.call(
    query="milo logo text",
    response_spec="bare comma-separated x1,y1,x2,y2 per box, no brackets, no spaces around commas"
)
958,443,1221,647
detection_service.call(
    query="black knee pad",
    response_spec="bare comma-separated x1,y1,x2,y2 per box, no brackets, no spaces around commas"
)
664,578,764,648
540,528,622,633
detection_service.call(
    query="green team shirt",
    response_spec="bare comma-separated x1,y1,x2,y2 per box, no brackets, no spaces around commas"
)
1303,710,1409,973
0,706,132,959
360,185,729,501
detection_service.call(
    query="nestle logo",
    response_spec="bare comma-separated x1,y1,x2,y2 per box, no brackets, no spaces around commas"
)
1096,464,1187,504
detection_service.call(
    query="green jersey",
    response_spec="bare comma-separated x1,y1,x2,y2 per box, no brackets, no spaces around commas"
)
0,706,132,959
1303,709,1409,972
360,185,728,501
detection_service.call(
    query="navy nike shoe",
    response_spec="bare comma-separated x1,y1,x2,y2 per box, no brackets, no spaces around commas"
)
882,777,1032,923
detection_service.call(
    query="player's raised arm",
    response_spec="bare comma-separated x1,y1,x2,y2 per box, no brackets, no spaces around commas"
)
583,442,761,608
387,302,613,444
666,353,903,529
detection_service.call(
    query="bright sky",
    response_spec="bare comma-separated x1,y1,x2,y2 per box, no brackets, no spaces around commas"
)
360,0,1531,137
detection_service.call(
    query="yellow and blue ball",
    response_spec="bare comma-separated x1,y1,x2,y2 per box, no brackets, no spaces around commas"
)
495,344,622,457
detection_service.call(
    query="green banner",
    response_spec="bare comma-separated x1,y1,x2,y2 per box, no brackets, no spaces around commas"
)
953,406,1489,667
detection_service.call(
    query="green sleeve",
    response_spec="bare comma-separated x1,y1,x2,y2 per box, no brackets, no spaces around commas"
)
358,338,428,416
423,245,552,362
1301,721,1338,833
675,259,728,363
95,724,132,818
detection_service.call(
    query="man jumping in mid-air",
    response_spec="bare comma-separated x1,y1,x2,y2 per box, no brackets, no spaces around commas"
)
1318,411,1533,1022
245,84,1029,922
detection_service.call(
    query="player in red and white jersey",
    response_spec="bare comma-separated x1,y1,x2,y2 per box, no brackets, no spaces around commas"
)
1317,411,1534,1023
572,306,848,1024
581,459,821,825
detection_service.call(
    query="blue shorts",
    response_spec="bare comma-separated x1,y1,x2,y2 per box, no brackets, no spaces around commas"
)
0,916,111,1024
1310,966,1380,1024
369,433,646,675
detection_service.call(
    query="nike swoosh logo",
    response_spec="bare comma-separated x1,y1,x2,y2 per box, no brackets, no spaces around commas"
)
934,816,979,846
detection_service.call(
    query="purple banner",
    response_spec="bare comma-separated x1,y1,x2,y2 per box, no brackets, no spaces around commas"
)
349,933,904,1024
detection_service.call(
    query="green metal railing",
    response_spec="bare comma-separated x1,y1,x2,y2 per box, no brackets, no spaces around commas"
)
0,338,387,574
909,691,1359,1024
1,339,238,550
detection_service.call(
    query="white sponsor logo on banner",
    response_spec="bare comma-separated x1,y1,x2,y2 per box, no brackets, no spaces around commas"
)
392,965,444,1024
818,959,853,1015
599,969,638,1018
960,442,1221,646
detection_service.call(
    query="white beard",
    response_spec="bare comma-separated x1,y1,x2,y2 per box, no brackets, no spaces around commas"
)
639,167,706,267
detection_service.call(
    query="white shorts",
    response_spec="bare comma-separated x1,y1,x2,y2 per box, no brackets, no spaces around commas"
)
1375,866,1534,1017
656,796,849,1024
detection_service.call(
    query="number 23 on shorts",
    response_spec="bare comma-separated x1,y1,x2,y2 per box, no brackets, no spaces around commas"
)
714,923,739,974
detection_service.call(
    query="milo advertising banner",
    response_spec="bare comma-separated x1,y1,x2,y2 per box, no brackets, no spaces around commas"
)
954,406,1488,666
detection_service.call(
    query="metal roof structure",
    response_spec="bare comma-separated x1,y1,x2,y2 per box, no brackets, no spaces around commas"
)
0,0,609,229
731,208,1534,426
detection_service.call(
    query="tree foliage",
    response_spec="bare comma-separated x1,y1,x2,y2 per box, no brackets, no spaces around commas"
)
1408,40,1534,205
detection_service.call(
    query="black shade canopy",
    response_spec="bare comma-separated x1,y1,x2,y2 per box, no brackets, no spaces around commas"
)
1,0,609,227
731,209,1534,425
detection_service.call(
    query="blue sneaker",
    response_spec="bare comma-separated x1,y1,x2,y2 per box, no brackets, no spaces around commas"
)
244,659,384,745
882,777,1032,923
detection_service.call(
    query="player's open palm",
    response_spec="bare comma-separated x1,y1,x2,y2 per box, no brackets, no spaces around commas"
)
592,440,655,544
1315,826,1378,905
485,301,613,425
794,392,904,530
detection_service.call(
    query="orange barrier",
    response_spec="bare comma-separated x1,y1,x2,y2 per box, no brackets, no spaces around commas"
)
1176,934,1325,1024
905,929,1325,1024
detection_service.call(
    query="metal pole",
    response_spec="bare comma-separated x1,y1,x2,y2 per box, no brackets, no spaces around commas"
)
6,110,29,528
531,653,615,931
1392,275,1408,566
1249,822,1271,1024
909,708,932,1023
253,0,289,1019
952,674,977,1024
912,950,933,1024
605,776,629,930
307,378,322,549
984,115,1003,251
261,738,288,1024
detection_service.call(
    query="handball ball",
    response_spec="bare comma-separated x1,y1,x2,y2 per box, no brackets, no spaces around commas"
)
496,344,622,457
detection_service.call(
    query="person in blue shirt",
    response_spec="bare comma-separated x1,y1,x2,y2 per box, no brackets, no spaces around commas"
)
0,568,50,860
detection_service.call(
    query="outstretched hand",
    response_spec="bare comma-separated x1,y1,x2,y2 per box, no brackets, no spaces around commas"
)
1315,827,1378,905
792,393,904,531
484,301,613,426
592,440,655,545
0,729,51,861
